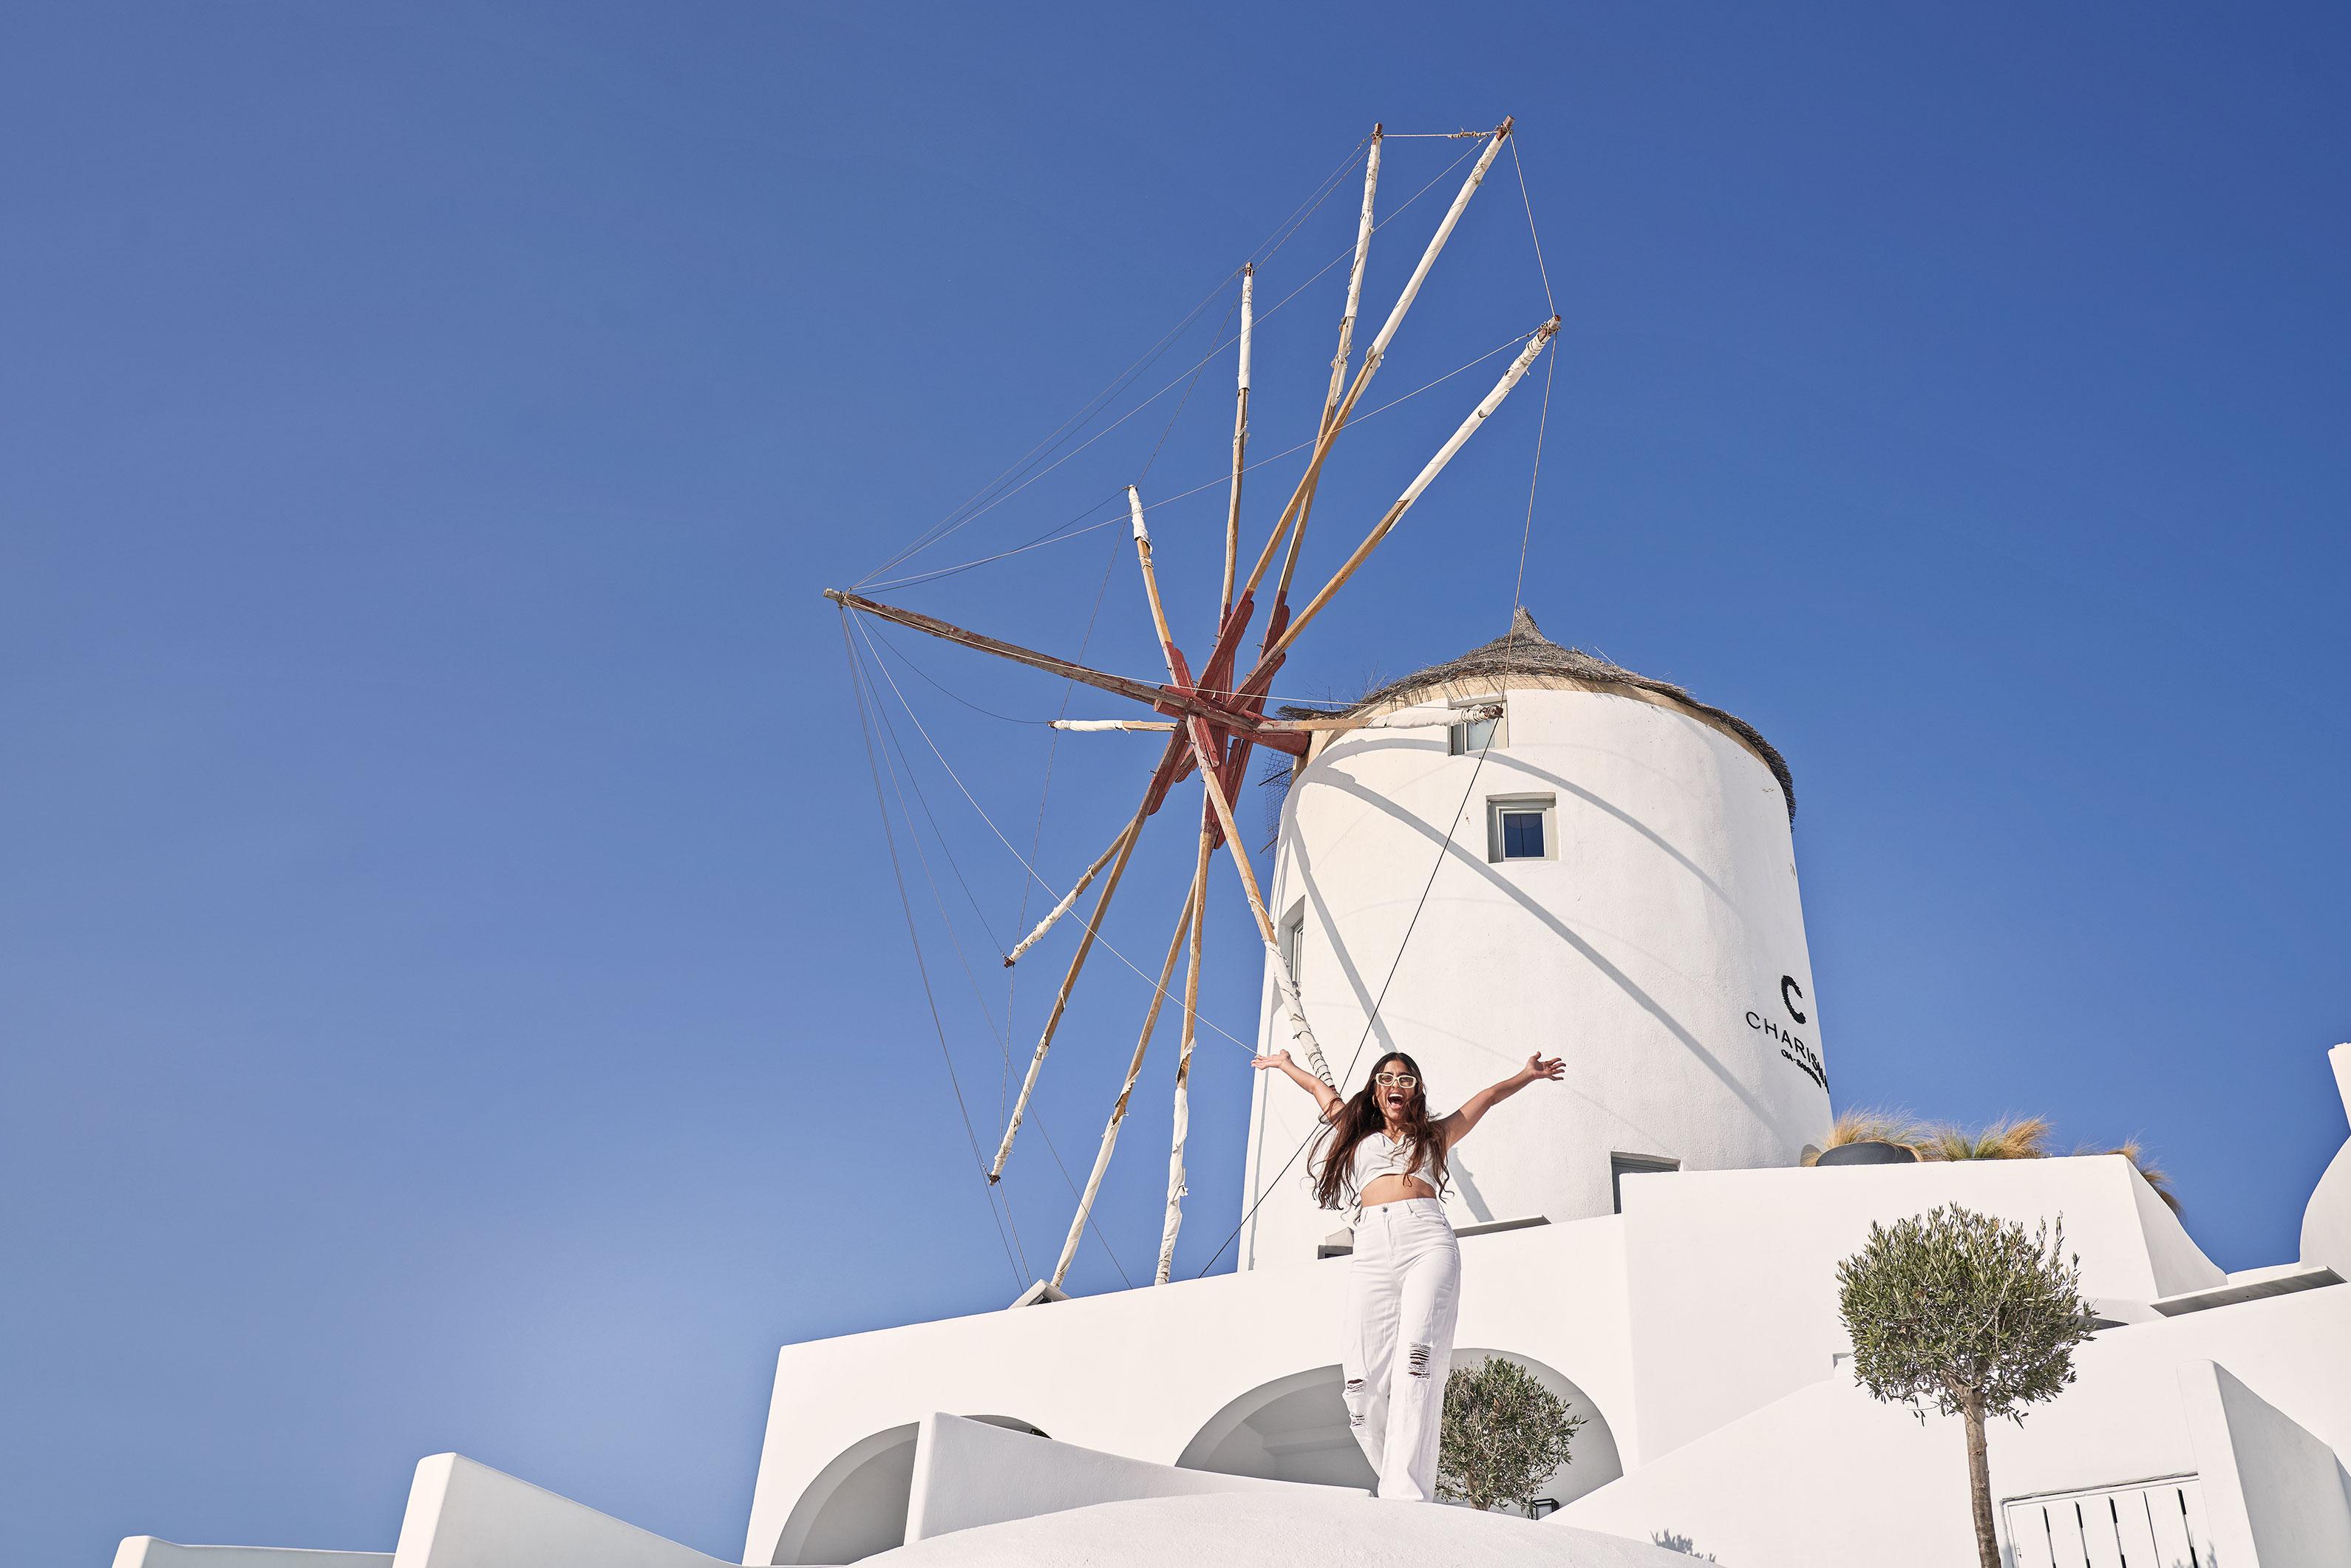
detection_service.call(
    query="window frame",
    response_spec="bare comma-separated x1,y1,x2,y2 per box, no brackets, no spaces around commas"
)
1277,901,1306,984
1446,695,1508,756
1485,793,1557,864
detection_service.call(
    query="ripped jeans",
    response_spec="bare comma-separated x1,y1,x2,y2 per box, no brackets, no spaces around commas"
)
1342,1196,1461,1501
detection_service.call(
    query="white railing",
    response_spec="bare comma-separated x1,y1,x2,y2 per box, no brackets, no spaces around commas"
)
2003,1475,2210,1568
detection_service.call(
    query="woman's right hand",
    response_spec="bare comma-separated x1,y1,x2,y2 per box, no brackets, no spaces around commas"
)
1251,1050,1294,1072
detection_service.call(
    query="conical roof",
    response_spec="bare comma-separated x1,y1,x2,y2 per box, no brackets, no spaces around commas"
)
1336,607,1796,818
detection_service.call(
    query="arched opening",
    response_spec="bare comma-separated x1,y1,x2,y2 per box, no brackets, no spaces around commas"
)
1177,1352,1622,1508
773,1415,1045,1564
1177,1365,1374,1490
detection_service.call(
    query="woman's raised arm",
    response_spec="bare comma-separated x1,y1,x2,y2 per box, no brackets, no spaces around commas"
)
1437,1054,1564,1146
1252,1049,1344,1122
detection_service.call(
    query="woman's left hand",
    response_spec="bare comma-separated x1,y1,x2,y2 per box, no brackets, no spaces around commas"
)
1520,1054,1565,1083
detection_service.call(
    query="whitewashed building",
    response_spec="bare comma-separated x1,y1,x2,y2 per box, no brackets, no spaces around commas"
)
112,618,2351,1568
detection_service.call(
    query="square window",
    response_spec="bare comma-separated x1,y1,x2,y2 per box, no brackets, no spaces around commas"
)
1486,794,1556,862
1449,714,1498,755
1447,700,1505,755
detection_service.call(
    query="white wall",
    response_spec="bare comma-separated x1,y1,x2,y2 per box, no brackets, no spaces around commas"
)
743,1218,1640,1564
1616,1154,2222,1465
114,1544,389,1568
747,1155,2242,1564
1243,682,1829,1272
1557,1284,2351,1568
392,1454,729,1568
2300,1044,2351,1278
2182,1360,2351,1568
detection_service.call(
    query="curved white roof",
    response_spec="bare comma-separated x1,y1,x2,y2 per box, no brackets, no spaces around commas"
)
870,1489,1700,1567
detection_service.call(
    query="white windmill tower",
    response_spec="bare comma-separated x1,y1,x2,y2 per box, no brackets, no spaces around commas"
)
1239,611,1832,1269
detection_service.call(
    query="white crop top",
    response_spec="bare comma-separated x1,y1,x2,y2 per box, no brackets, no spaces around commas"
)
1347,1132,1434,1218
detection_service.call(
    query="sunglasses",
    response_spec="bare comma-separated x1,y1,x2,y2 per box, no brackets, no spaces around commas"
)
1374,1071,1419,1088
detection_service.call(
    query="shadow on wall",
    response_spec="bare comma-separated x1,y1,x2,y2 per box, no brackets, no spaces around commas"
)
1177,1351,1624,1508
1319,773,1780,1128
1650,1530,1716,1560
774,1416,1045,1565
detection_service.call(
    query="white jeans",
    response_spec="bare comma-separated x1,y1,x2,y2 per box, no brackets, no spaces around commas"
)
1342,1196,1461,1501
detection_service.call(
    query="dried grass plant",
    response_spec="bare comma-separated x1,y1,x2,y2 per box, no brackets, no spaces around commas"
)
1809,1108,1931,1163
1814,1110,2182,1212
2078,1139,2181,1213
1919,1117,2054,1163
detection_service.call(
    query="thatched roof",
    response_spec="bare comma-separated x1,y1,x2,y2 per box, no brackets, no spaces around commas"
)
1326,607,1796,819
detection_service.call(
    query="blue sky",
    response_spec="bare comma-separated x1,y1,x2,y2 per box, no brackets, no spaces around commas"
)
4,3,2346,1564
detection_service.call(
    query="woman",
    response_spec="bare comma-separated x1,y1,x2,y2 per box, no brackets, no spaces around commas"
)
1251,1046,1565,1502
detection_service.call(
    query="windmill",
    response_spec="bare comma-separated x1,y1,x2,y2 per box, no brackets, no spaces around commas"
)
829,118,1557,1297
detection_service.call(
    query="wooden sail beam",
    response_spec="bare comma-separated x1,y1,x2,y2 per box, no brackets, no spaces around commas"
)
988,779,1154,1181
1002,818,1134,967
1052,703,1497,737
1273,123,1383,609
1270,701,1500,734
1236,117,1512,608
824,589,1255,735
1129,488,1184,686
1256,316,1558,671
1180,717,1332,1085
1048,865,1198,1289
1220,266,1252,621
1156,811,1215,1284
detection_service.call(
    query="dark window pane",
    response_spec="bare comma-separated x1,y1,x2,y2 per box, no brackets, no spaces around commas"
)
1502,810,1544,859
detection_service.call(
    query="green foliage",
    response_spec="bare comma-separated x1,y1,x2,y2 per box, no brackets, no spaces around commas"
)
1437,1354,1585,1515
1837,1204,2098,1424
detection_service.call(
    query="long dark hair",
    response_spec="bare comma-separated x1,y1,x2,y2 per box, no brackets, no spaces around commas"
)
1310,1051,1448,1211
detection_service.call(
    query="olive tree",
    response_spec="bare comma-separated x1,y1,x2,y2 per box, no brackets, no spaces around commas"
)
1438,1354,1586,1516
1837,1204,2098,1568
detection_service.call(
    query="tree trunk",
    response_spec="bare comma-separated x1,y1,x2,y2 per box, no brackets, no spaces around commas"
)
1962,1394,2001,1568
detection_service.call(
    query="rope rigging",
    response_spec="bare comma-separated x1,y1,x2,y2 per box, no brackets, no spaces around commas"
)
830,116,1566,1295
848,608,1144,1284
854,136,1487,590
856,324,1543,594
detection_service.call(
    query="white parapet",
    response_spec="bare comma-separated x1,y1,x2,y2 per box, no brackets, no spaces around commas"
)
391,1454,727,1568
114,1545,389,1568
905,1412,1359,1543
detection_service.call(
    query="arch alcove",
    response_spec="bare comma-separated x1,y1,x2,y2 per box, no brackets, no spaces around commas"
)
1177,1351,1621,1507
1177,1364,1373,1490
772,1415,1045,1564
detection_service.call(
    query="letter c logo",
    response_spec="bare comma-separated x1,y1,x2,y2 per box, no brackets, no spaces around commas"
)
1780,975,1807,1024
